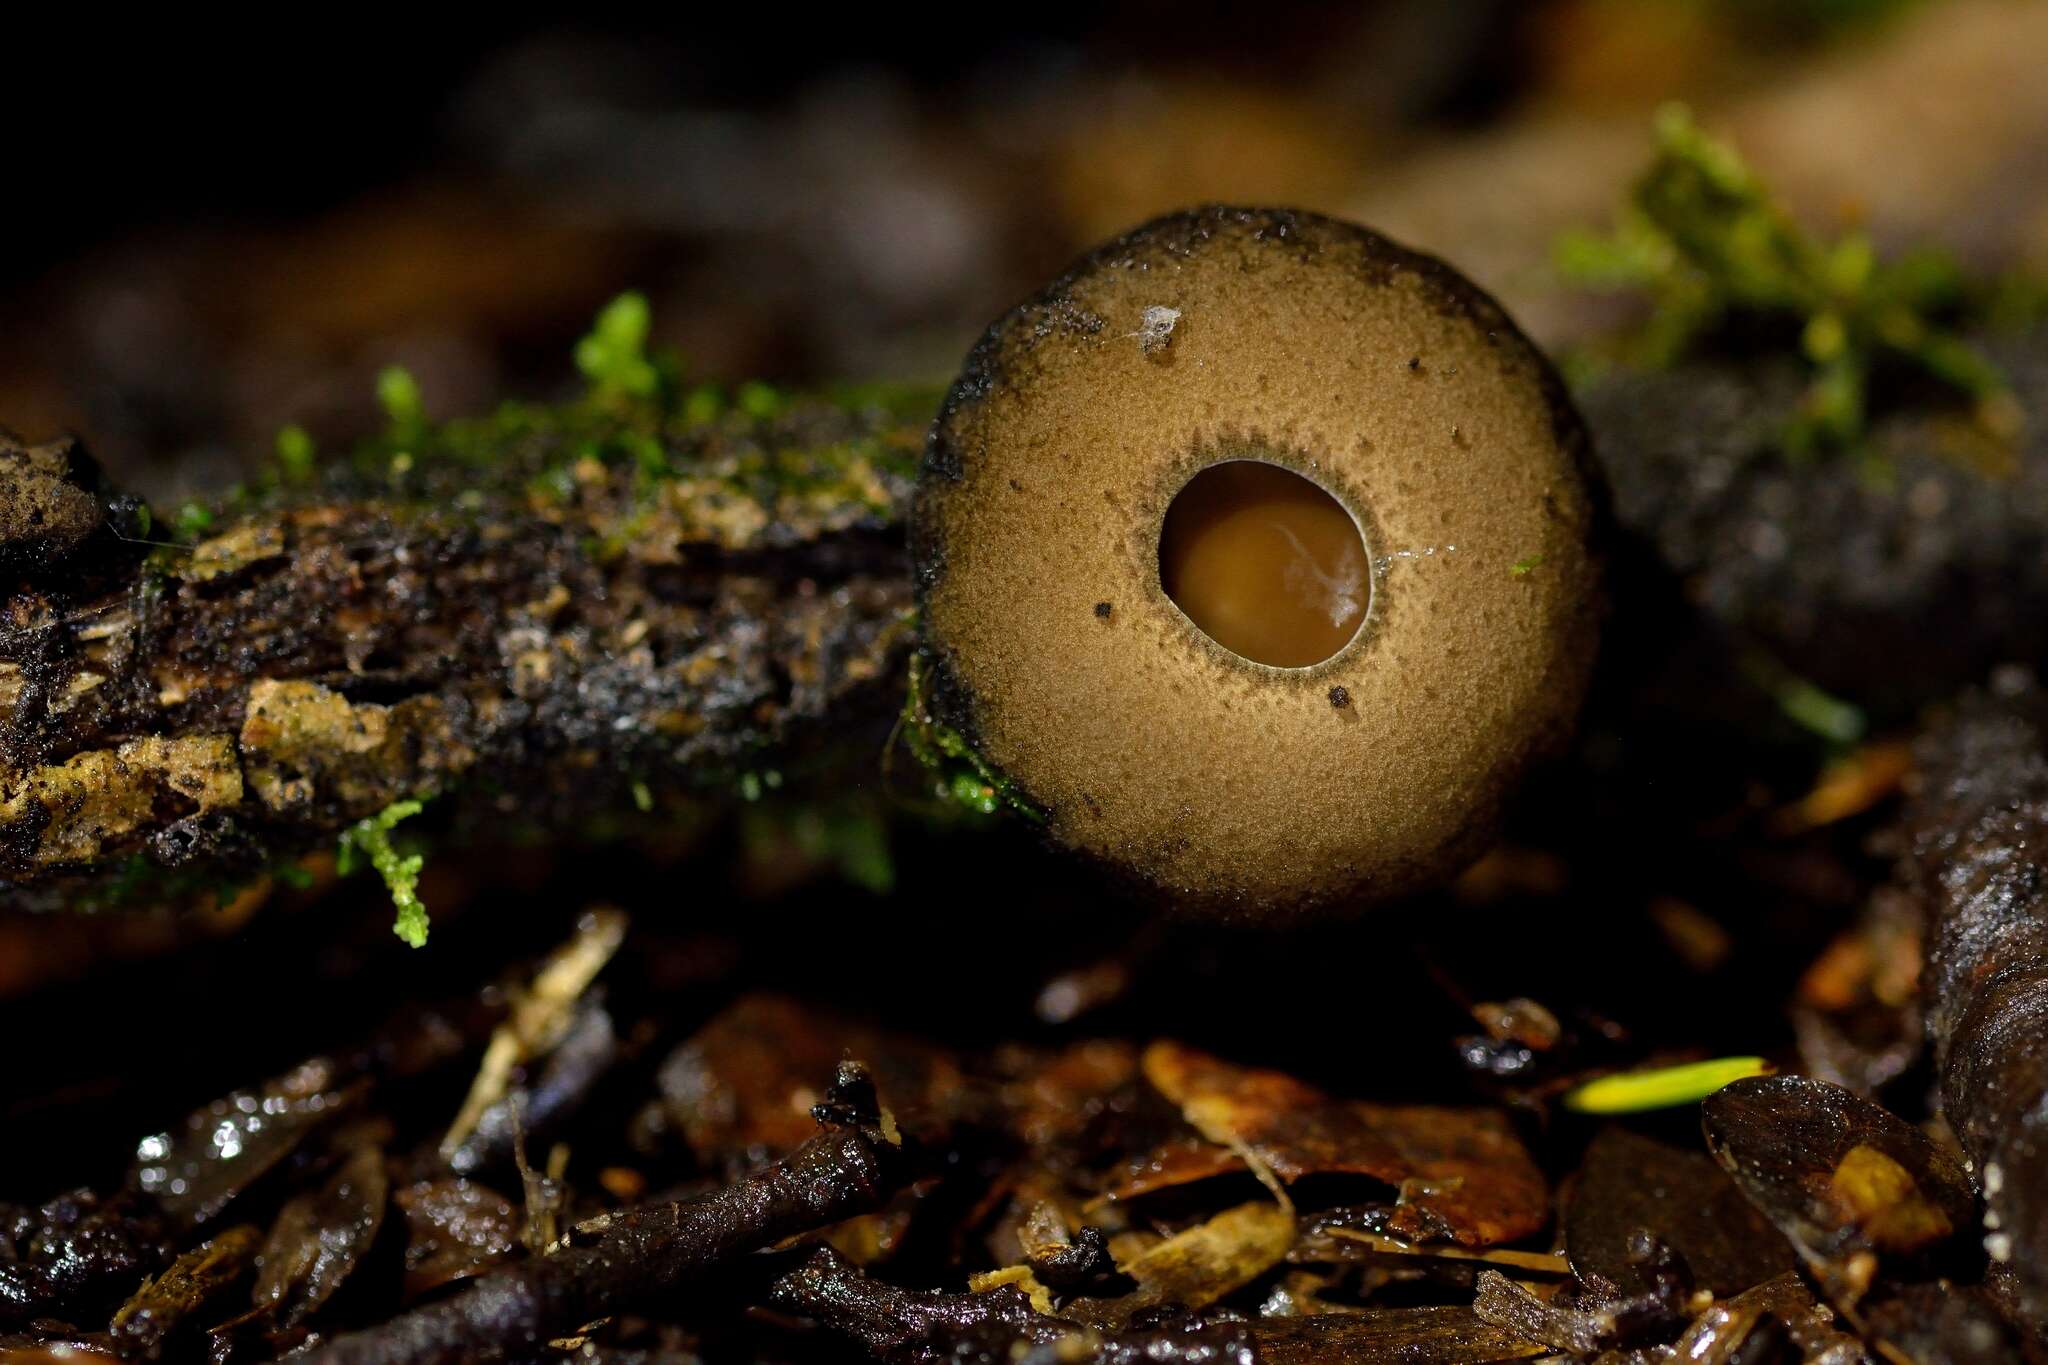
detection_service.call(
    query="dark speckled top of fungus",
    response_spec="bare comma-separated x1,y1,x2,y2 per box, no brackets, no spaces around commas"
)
913,206,1602,920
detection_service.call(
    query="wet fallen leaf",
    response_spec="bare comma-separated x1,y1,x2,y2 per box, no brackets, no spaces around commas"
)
0,1191,165,1329
130,1058,352,1228
995,1040,1140,1148
448,1000,618,1175
1471,1269,1668,1356
1251,1307,1548,1364
1701,1075,1976,1306
109,1224,261,1355
1566,1126,1796,1296
1105,1042,1548,1248
1666,1272,1865,1364
657,994,965,1167
1067,1200,1295,1330
250,1143,388,1328
1315,1226,1569,1277
393,1179,519,1300
1773,740,1913,835
1792,891,1924,1095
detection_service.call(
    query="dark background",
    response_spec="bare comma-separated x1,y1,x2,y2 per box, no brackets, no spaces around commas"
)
16,0,2038,507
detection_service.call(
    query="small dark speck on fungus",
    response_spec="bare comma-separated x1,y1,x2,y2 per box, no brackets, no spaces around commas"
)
913,206,1602,921
1094,601,1113,619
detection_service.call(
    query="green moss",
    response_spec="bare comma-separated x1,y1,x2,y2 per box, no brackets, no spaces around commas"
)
576,292,665,402
737,381,785,420
77,847,308,915
896,651,1045,823
172,502,214,539
274,425,316,484
1561,103,2024,470
739,797,896,895
737,769,784,802
376,366,428,445
337,798,431,948
330,299,927,545
86,291,940,904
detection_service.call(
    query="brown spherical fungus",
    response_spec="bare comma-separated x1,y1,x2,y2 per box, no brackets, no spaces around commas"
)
913,206,1601,921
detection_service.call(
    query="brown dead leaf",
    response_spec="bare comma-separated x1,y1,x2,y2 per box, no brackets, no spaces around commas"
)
394,1179,520,1300
657,994,966,1166
1101,1042,1547,1248
1068,1199,1295,1330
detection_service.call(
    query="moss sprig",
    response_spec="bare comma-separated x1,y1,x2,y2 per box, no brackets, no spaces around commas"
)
338,798,431,948
1560,103,2024,470
575,291,667,403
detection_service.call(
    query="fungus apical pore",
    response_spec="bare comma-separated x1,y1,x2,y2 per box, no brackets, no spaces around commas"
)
913,206,1601,919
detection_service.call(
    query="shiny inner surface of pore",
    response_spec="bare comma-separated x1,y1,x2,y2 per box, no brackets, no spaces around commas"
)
1158,460,1369,669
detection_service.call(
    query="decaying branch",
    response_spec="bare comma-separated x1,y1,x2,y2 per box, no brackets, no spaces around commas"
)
0,394,920,893
306,1062,911,1365
1578,323,2048,722
1896,677,2048,1334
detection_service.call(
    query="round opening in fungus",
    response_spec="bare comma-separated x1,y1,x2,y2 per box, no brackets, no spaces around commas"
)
1159,460,1368,668
913,206,1603,919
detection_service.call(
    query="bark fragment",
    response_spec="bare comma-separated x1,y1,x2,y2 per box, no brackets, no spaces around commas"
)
1895,679,2048,1334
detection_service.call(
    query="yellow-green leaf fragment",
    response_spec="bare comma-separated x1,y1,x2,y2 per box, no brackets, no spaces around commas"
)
1564,1057,1773,1114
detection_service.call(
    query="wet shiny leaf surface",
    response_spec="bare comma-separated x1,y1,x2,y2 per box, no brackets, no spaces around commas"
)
1249,1308,1547,1364
393,1178,521,1299
1567,1125,1796,1296
1702,1075,1977,1301
129,1059,352,1228
250,1142,388,1328
657,994,966,1167
109,1223,260,1355
1108,1042,1548,1248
